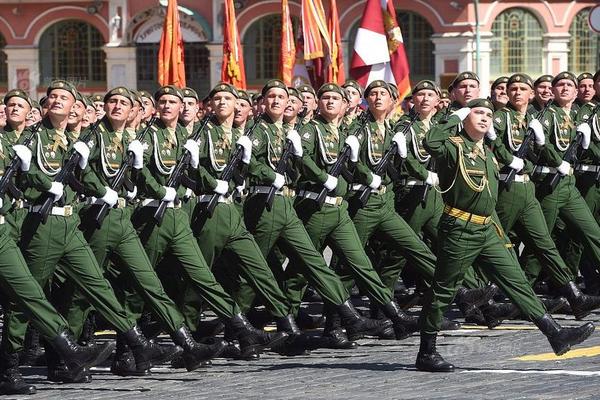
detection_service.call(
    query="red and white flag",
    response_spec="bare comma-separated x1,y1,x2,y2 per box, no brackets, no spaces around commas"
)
350,0,411,100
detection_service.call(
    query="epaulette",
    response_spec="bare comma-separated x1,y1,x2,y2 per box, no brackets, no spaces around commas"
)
448,136,464,145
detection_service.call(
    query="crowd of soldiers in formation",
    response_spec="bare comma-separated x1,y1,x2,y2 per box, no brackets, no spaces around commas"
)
0,67,598,395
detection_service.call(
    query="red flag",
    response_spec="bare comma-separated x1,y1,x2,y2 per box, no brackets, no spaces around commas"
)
280,0,296,86
350,0,410,100
158,0,186,87
326,0,345,84
221,0,247,89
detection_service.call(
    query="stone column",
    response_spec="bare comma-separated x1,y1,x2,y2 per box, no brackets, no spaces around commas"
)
543,33,570,75
206,43,223,90
104,46,137,89
3,47,40,98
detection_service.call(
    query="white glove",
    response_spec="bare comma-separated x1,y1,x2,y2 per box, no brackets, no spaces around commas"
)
184,139,200,169
557,161,571,176
236,181,246,193
237,135,252,164
392,132,407,158
453,107,471,121
426,171,439,186
272,173,285,189
368,173,382,190
323,174,338,191
286,130,303,157
577,123,592,150
508,156,524,172
214,179,228,195
12,145,32,172
529,119,545,146
100,187,118,207
48,182,64,202
486,125,497,141
73,141,90,169
345,135,360,162
162,186,176,202
0,198,2,208
128,140,144,169
126,186,137,200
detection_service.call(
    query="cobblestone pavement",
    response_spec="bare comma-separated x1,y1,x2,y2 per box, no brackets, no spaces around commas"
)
5,302,600,400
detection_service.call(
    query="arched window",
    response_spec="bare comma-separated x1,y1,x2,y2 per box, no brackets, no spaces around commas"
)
0,34,7,87
569,8,600,74
39,20,106,87
490,9,543,77
136,43,210,95
243,14,300,85
347,11,434,83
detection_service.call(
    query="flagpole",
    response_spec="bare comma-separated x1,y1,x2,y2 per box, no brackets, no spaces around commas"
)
474,0,480,75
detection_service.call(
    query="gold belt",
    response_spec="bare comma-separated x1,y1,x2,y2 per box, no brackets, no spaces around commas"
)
443,205,491,225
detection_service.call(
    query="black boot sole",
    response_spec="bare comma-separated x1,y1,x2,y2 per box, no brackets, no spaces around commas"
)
551,323,595,356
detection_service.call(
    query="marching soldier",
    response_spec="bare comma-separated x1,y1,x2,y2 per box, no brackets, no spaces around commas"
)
298,84,318,124
488,73,600,318
139,90,156,126
529,75,554,113
416,98,595,372
342,80,364,126
490,76,509,111
130,84,288,358
242,79,391,340
234,89,253,131
90,94,105,120
573,72,595,113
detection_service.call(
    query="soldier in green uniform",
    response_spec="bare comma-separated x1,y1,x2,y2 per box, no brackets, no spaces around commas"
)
490,76,509,111
519,72,600,291
342,80,364,126
528,75,554,114
139,90,156,126
573,73,595,114
234,89,253,131
131,84,287,358
297,84,318,124
61,87,228,376
488,73,600,318
90,93,105,121
415,99,595,373
242,79,391,340
2,81,175,379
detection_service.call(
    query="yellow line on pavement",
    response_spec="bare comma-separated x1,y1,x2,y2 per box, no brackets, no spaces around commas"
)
514,346,600,361
461,325,537,330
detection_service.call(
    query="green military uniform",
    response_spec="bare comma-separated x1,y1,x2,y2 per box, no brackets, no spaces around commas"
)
520,72,600,282
186,112,292,319
64,111,189,338
3,114,138,354
132,114,241,320
489,75,574,287
419,101,546,335
243,109,348,308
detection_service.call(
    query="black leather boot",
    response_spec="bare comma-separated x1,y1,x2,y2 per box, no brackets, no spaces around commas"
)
170,326,226,371
225,314,288,358
122,325,183,374
296,308,325,330
415,332,455,372
111,333,141,376
480,299,520,328
50,330,114,374
0,351,36,395
323,306,357,349
559,281,600,320
273,315,311,356
440,317,461,330
455,284,498,315
380,301,419,340
337,300,393,340
78,313,96,346
45,340,92,383
19,326,45,366
533,313,595,356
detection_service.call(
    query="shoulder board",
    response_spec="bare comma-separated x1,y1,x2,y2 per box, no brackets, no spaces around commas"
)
448,136,464,145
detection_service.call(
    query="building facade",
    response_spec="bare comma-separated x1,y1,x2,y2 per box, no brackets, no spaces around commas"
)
0,0,598,98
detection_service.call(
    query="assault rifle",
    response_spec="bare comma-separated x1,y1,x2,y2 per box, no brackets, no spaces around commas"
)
0,121,42,199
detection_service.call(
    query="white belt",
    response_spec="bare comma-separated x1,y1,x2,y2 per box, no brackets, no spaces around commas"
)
141,199,181,209
499,173,530,183
12,199,30,209
297,190,343,206
401,179,425,186
351,184,387,194
0,215,5,225
85,197,127,209
576,164,600,173
196,194,234,204
535,166,574,176
29,205,74,217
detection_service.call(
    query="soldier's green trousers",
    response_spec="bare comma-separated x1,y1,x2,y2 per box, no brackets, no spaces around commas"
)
522,175,600,282
63,206,186,338
420,213,546,334
282,197,394,314
3,212,136,353
496,180,572,286
185,201,291,318
242,193,348,307
0,227,69,344
386,185,486,290
132,205,239,319
339,190,437,293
